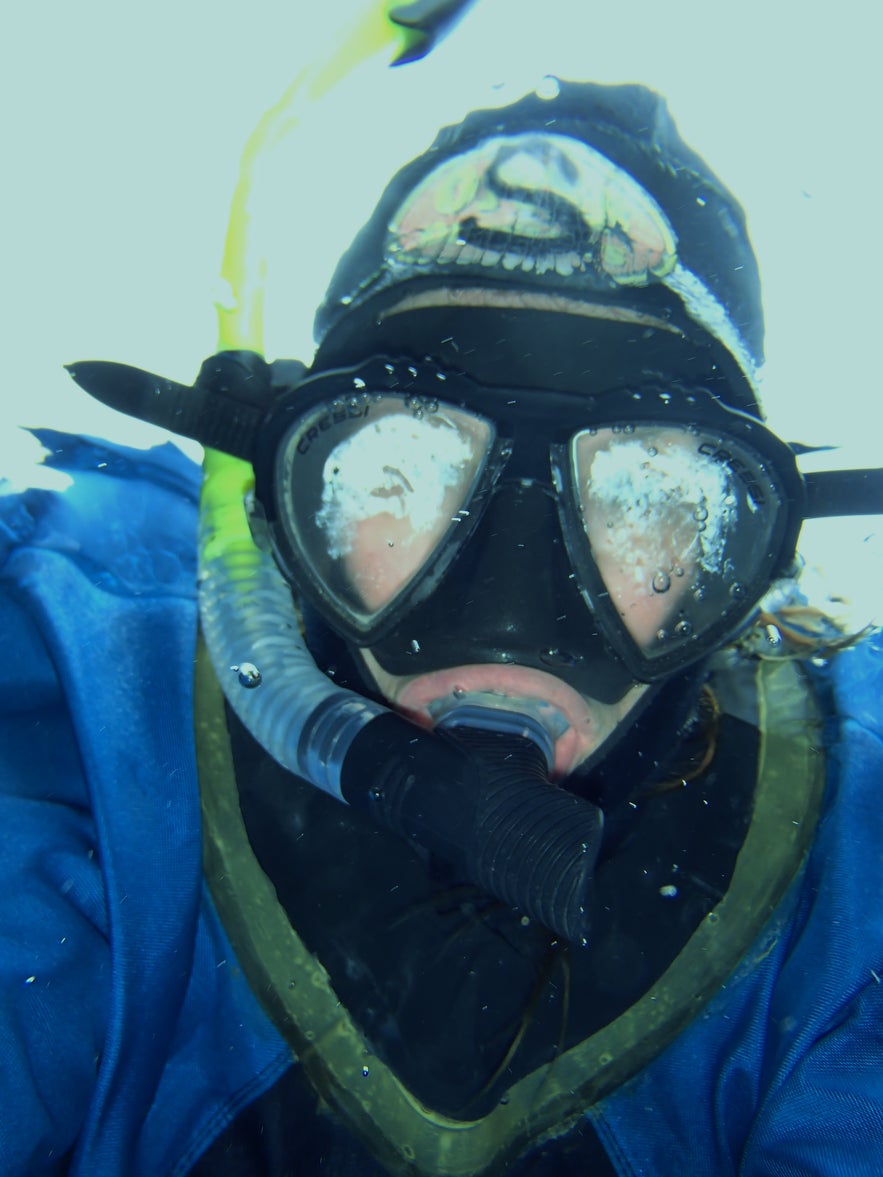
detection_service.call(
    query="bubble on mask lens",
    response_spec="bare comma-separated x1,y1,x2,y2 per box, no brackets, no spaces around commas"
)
231,662,262,689
540,648,582,668
651,571,671,593
535,74,561,100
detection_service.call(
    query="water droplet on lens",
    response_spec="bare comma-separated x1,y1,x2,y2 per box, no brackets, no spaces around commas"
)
652,571,671,593
232,662,262,688
535,74,561,100
674,619,693,638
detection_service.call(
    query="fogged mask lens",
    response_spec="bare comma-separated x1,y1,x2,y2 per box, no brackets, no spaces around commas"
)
274,393,494,627
567,421,791,674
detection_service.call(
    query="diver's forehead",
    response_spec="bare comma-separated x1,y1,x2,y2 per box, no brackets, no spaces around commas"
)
378,285,679,333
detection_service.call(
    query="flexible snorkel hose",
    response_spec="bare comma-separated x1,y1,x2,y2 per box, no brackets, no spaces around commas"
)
197,0,604,944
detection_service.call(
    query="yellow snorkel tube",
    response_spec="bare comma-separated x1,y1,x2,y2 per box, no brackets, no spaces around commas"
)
204,0,480,566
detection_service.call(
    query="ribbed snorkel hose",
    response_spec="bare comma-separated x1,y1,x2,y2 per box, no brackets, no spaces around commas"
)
198,451,387,798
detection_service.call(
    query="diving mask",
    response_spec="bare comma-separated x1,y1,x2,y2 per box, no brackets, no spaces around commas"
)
250,353,804,695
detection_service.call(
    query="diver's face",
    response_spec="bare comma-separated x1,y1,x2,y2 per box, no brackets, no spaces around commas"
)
345,507,698,780
333,289,705,779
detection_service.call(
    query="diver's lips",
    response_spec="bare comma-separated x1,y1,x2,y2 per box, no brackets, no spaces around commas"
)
393,664,601,778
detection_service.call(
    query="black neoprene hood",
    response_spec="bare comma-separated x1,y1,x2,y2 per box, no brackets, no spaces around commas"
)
314,79,764,378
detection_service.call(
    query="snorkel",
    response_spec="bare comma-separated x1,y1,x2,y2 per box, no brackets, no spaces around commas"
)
191,0,604,945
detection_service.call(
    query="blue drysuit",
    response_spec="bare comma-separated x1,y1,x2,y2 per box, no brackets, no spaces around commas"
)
0,432,881,1176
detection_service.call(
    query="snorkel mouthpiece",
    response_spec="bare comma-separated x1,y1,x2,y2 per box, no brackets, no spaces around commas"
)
341,712,602,944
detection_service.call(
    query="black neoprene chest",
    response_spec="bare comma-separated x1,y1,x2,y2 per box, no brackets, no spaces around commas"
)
194,646,825,1177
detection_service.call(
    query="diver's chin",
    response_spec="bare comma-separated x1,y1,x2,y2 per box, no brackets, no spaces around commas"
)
359,651,647,780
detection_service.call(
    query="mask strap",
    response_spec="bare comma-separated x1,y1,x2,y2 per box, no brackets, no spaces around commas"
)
803,468,883,518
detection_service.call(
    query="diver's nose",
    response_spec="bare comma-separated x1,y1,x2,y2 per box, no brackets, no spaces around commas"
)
443,480,589,660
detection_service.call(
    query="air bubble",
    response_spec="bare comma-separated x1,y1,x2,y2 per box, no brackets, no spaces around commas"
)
352,377,366,389
231,662,262,688
409,638,421,654
674,619,693,638
694,505,709,522
765,624,783,648
361,1066,370,1078
384,363,395,375
729,582,745,601
656,628,668,642
673,565,685,578
646,445,658,457
652,571,671,594
452,686,466,699
659,884,679,899
623,423,635,434
693,585,706,602
535,74,561,100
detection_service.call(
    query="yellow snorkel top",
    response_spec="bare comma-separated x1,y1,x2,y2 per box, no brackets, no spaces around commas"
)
204,0,478,541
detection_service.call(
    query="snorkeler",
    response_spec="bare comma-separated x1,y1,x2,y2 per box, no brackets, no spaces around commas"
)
2,2,882,1174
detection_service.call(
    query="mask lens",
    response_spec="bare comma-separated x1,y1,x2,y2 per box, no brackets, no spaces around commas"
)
276,394,493,625
572,424,782,661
